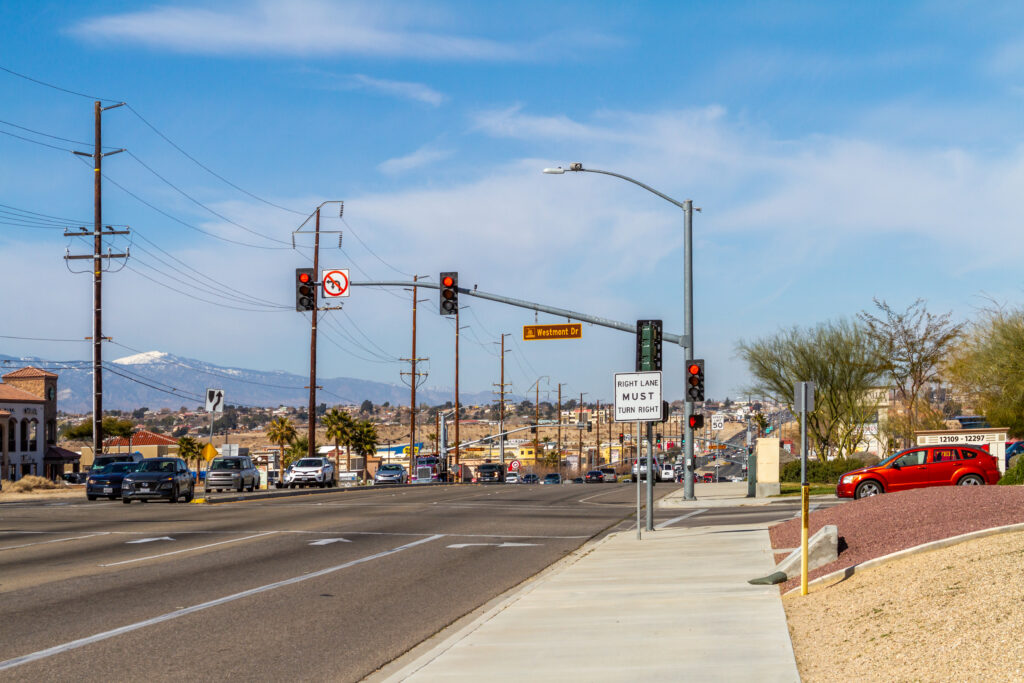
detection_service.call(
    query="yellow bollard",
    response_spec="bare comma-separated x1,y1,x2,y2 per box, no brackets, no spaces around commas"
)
800,483,809,595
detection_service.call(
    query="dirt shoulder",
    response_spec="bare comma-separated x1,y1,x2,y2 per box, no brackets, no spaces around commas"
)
775,486,1024,681
0,486,85,503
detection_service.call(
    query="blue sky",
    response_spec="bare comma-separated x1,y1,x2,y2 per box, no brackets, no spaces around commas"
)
3,1,1024,407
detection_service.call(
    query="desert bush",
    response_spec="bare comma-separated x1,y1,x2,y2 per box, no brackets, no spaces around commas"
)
8,475,61,493
998,454,1024,486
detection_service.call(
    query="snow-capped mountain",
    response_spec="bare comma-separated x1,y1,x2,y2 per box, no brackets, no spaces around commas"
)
0,351,502,413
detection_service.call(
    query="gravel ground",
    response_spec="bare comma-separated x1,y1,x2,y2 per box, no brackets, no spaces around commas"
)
782,529,1024,682
769,486,1024,593
774,486,1024,681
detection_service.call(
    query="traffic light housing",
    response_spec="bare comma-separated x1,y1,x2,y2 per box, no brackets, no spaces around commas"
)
618,433,624,444
586,421,593,432
635,319,663,371
656,432,662,444
295,268,315,311
689,414,704,429
439,272,458,315
685,359,705,402
661,400,669,422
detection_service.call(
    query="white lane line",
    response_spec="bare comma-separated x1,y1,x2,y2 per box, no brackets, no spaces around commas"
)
578,487,633,504
126,537,175,544
98,532,278,567
655,509,708,529
309,538,351,546
0,534,444,673
447,542,540,549
0,533,110,552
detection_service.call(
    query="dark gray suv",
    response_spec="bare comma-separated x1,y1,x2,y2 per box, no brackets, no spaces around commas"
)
206,455,260,492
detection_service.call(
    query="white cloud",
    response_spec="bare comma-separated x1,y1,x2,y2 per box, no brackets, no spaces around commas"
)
378,146,452,174
67,0,591,60
340,74,445,106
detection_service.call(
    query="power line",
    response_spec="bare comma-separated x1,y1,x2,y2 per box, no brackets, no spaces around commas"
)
0,334,89,342
340,215,413,278
126,150,293,247
0,63,113,101
0,116,102,148
0,127,77,153
125,104,305,216
125,263,290,312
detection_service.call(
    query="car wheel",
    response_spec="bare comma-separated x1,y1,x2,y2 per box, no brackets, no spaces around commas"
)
237,480,244,493
854,480,883,499
183,486,194,503
108,495,117,501
169,484,179,503
957,474,984,486
87,495,96,501
122,498,131,504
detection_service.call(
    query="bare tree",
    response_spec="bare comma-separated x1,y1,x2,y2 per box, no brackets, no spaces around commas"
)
858,298,964,448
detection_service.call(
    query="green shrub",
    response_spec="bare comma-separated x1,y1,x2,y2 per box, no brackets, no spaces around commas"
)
998,454,1024,485
781,457,866,484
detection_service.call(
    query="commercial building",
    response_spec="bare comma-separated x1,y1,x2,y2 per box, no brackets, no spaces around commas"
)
0,366,73,480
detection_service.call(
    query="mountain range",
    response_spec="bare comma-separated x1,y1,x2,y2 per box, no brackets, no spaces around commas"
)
0,351,511,413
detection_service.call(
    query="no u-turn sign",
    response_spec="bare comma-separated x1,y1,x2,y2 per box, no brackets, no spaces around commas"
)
322,269,350,298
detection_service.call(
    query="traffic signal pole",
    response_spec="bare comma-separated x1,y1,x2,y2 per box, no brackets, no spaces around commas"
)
682,199,696,501
307,207,320,461
646,421,654,531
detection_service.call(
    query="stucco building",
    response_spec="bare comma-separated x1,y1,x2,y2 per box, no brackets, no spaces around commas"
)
0,366,73,480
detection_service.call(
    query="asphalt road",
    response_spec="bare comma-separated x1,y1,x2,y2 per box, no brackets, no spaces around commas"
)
0,482,839,681
0,482,678,681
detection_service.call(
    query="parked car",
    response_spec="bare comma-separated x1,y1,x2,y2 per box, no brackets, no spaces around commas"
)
520,473,540,484
585,470,604,483
542,473,562,485
86,462,139,500
91,452,145,472
570,476,584,484
837,445,1001,500
205,455,260,492
702,473,714,483
374,463,407,485
476,463,505,484
505,471,520,484
285,457,336,488
62,472,89,484
122,458,195,504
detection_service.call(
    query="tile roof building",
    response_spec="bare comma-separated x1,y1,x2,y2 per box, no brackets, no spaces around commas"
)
1,366,64,481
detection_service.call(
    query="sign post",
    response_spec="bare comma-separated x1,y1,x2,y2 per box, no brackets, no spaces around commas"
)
614,371,662,538
795,381,815,596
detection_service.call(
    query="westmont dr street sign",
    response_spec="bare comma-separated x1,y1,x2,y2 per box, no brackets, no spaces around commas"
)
613,371,663,422
523,324,582,340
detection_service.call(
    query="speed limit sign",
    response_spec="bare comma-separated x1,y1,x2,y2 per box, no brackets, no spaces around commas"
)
711,414,725,431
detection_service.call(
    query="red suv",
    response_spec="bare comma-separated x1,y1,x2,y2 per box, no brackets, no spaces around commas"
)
837,445,1001,499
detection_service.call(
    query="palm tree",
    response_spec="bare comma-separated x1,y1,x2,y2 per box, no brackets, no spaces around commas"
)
177,436,201,473
265,416,297,476
287,435,314,466
351,420,378,484
322,408,354,473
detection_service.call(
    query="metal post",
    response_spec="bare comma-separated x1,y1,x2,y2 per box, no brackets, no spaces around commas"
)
800,382,810,596
646,421,654,531
499,333,507,467
409,275,418,465
683,199,696,500
636,420,642,540
307,207,320,460
454,307,460,478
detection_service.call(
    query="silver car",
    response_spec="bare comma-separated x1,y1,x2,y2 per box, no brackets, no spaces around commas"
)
206,455,260,492
374,464,407,485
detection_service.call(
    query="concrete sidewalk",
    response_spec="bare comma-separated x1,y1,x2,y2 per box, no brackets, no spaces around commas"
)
659,481,838,508
378,515,800,682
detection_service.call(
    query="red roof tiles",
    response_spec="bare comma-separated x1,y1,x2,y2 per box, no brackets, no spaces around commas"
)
2,366,58,379
102,429,178,447
0,385,44,403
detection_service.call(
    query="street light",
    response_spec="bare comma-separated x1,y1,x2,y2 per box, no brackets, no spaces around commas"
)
543,162,698,501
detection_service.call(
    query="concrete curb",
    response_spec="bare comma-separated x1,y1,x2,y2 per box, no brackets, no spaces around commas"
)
366,530,620,682
785,521,1024,595
658,493,837,510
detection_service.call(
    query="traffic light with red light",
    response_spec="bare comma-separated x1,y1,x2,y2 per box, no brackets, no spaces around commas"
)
295,268,315,311
618,433,624,444
439,272,458,315
689,414,704,429
685,359,705,402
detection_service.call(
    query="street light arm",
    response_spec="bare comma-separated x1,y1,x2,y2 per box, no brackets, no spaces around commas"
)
575,167,689,211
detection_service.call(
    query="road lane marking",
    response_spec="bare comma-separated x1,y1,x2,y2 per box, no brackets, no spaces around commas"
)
309,538,351,546
0,534,444,673
578,487,634,504
99,532,278,567
0,533,110,551
447,542,540,548
126,537,175,544
655,509,708,529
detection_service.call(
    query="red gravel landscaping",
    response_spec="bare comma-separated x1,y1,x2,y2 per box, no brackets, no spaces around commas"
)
769,486,1024,593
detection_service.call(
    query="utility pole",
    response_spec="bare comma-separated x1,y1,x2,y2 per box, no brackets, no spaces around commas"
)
596,399,601,467
292,201,343,462
401,275,428,464
557,383,567,477
66,100,126,462
577,392,587,476
494,333,510,467
454,307,460,478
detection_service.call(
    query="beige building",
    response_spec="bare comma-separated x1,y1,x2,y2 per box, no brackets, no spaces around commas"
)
79,429,179,469
1,366,71,481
